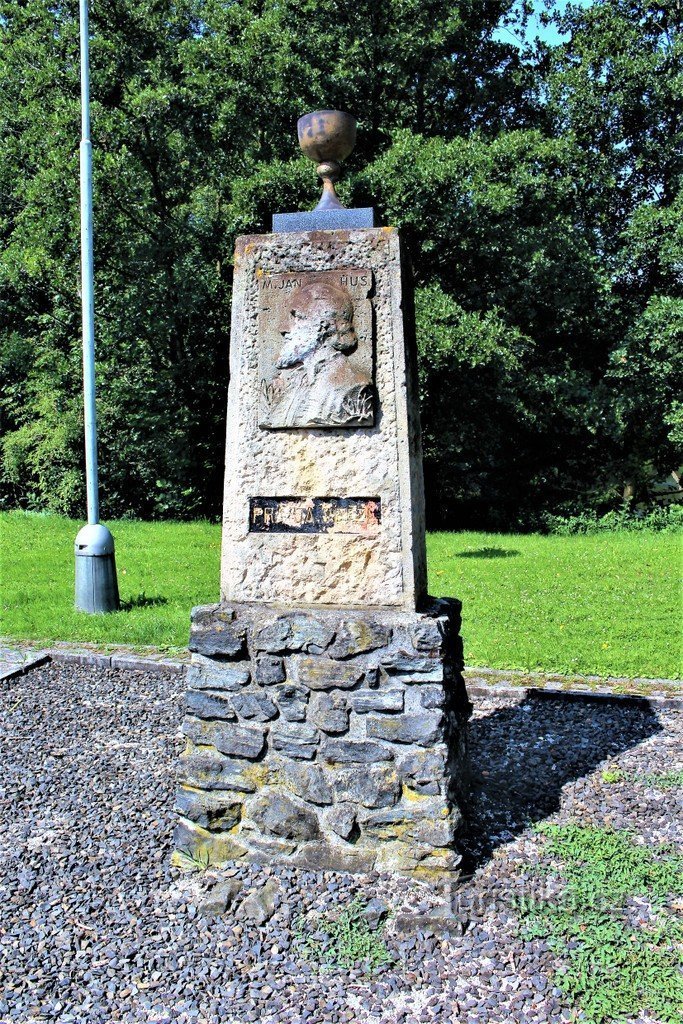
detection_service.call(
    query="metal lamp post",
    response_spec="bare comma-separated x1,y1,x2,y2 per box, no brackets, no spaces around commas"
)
74,0,119,613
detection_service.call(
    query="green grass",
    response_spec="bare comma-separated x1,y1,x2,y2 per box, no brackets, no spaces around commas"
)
429,529,682,679
0,511,220,650
517,824,683,1024
1,512,681,678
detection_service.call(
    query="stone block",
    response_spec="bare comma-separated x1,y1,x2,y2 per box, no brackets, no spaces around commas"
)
289,656,365,691
361,800,456,847
327,619,390,659
178,749,267,793
254,655,286,685
272,683,309,721
191,604,232,626
292,842,376,874
322,739,394,764
279,762,333,805
185,689,237,721
182,717,266,760
173,819,248,867
174,787,243,831
348,688,404,714
331,764,401,808
254,615,335,655
186,660,250,691
309,692,349,734
271,722,320,760
381,652,444,681
366,712,444,746
245,791,320,841
189,621,246,659
419,685,446,710
230,691,278,722
324,803,358,840
398,748,447,795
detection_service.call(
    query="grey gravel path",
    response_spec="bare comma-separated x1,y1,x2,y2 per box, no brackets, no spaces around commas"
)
0,663,680,1024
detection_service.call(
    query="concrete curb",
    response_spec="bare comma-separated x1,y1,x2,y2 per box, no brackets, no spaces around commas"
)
48,649,186,675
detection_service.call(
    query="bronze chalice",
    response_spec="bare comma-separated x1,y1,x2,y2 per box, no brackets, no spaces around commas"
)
297,110,356,212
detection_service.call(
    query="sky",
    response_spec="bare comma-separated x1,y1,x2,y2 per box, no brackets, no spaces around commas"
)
493,0,594,49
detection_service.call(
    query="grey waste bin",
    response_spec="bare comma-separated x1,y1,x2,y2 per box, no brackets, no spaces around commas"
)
75,523,120,613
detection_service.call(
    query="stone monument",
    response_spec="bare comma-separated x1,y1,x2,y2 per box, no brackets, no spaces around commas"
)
174,110,470,877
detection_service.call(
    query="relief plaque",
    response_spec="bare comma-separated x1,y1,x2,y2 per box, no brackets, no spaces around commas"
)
258,269,374,429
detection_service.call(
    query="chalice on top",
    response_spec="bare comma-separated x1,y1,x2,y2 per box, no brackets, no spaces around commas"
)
297,110,356,212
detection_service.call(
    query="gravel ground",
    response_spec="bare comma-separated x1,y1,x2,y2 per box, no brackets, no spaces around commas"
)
0,663,680,1024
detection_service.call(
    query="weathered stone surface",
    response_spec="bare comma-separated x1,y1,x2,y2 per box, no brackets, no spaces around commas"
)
246,791,320,841
174,788,242,831
292,842,376,874
289,656,364,691
254,615,335,655
173,819,248,866
381,652,444,680
176,602,470,877
399,748,447,796
419,685,446,710
182,717,266,760
199,878,243,916
185,689,237,721
179,749,267,793
366,712,444,747
186,661,250,692
221,229,427,609
327,619,390,659
229,691,278,722
324,803,357,840
331,764,401,808
279,762,333,805
254,655,286,686
348,688,404,714
189,621,246,659
271,723,320,760
191,604,232,626
322,739,393,764
238,878,281,925
361,800,456,847
410,620,445,654
272,683,309,721
309,692,349,734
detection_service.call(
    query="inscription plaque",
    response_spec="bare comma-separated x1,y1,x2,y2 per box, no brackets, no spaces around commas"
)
258,269,374,429
249,497,381,535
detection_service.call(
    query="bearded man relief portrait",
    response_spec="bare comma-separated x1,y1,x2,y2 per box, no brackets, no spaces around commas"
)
258,270,375,429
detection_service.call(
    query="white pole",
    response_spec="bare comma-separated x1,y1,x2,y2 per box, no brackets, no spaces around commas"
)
79,0,99,526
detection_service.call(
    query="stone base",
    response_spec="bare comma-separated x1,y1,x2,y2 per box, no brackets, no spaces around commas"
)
174,600,471,878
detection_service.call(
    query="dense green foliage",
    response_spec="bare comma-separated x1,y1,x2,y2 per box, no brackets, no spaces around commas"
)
1,512,680,678
0,1,681,525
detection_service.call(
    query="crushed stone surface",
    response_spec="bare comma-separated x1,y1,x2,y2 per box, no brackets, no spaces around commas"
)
0,664,680,1023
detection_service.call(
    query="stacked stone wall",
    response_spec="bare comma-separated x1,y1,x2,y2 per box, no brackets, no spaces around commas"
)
174,600,470,877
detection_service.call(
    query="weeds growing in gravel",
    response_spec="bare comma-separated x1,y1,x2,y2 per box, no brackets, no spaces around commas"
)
600,765,625,784
640,770,683,791
173,847,213,872
293,898,393,972
516,823,683,1024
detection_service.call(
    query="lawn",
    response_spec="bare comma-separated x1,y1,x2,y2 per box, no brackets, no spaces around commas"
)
1,511,680,678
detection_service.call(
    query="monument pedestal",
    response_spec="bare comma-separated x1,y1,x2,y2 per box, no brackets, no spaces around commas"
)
175,599,470,877
174,221,470,877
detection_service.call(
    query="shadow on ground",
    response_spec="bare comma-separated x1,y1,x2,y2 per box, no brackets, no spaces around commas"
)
120,593,168,611
459,691,662,874
454,547,520,559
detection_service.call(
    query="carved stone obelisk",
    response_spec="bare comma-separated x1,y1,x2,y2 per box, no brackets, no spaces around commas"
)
174,111,470,878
